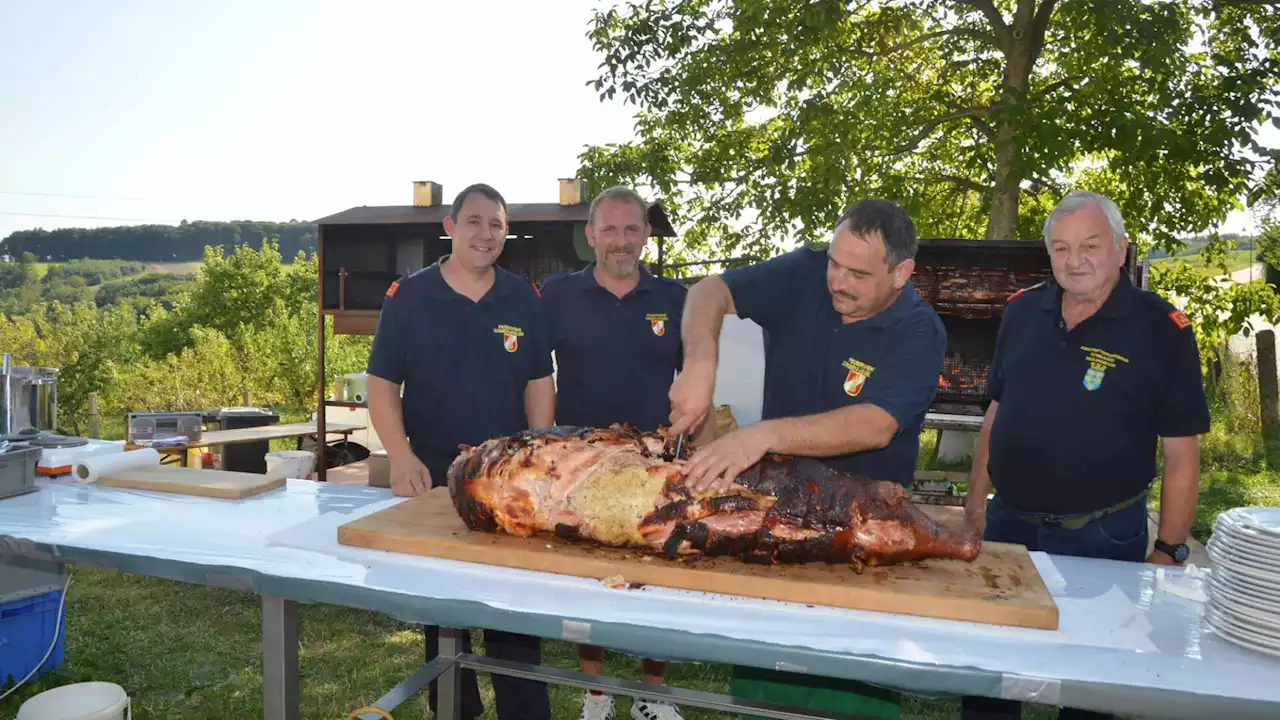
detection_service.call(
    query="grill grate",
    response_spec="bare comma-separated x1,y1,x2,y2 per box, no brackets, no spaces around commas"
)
935,317,999,402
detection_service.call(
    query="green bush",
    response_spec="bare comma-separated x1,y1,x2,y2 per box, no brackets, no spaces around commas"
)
1201,354,1266,470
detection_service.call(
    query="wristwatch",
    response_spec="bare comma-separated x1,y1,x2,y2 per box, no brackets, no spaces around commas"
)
1154,538,1190,563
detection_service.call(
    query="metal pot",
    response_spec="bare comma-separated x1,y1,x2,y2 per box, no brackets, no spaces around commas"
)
1,353,58,437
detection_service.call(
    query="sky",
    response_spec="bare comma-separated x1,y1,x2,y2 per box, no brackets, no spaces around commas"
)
0,0,1274,247
0,0,640,241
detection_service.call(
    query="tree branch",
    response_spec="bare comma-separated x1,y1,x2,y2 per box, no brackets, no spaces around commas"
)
1034,74,1080,98
910,174,991,194
847,27,998,60
1029,0,1060,63
952,0,1011,53
968,115,995,139
883,107,993,155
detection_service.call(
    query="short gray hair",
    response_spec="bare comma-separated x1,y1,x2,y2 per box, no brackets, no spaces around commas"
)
588,186,649,228
1043,191,1127,248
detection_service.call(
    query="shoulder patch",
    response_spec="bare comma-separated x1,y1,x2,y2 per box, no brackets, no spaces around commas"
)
1169,310,1192,330
385,280,400,298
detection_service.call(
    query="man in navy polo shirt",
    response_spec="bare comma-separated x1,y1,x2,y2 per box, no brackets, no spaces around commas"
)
541,186,714,720
365,183,554,720
960,191,1209,720
670,198,946,492
668,197,947,718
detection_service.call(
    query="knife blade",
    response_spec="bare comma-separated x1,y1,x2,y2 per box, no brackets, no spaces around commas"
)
673,431,687,459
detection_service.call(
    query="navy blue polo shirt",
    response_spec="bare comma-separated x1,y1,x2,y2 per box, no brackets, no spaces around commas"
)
365,260,552,486
985,273,1211,515
540,263,688,432
720,245,947,485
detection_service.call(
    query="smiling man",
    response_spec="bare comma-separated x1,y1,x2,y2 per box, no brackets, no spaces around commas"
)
540,186,713,720
666,197,947,719
365,182,554,720
959,190,1209,720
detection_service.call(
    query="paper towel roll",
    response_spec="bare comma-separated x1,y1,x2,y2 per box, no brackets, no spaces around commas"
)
353,392,367,404
74,448,162,483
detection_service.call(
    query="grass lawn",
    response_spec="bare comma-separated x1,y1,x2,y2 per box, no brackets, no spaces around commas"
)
0,568,1065,720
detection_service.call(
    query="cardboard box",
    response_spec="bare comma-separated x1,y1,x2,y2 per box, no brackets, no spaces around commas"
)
368,450,390,488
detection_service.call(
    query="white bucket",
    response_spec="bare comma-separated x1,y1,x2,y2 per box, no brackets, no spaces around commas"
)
17,681,131,720
265,450,316,480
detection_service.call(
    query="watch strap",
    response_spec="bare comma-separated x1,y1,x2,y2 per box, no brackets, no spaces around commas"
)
1154,538,1189,562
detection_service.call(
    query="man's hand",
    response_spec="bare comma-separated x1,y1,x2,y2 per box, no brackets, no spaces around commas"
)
389,453,431,497
680,422,774,494
1146,548,1179,566
669,360,716,436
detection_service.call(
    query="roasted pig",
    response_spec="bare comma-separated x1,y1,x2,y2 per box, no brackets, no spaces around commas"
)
447,425,982,571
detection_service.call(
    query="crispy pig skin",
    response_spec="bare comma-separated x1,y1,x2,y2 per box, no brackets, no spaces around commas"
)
446,424,981,571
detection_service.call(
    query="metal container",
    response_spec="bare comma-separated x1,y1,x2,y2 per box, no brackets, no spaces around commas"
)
1,353,59,437
0,443,40,501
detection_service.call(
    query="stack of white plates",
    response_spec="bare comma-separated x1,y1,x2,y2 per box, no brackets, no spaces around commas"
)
1205,507,1280,658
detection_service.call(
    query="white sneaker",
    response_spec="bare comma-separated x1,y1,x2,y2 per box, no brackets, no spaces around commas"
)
580,691,615,720
631,697,683,720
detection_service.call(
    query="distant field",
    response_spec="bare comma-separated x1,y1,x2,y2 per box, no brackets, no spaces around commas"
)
29,260,203,278
1148,248,1256,277
144,261,203,275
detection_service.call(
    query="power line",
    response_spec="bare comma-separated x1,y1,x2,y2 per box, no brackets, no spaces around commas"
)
0,211,177,222
0,190,151,201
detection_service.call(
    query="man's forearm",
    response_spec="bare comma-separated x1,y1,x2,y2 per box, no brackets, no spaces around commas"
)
761,404,898,458
367,376,413,459
967,401,998,504
1158,436,1201,545
525,375,556,428
681,275,733,368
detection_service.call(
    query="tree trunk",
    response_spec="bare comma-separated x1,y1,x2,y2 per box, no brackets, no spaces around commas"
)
984,0,1040,241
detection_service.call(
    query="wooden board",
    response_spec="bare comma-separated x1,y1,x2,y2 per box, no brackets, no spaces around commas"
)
98,465,286,499
338,488,1059,630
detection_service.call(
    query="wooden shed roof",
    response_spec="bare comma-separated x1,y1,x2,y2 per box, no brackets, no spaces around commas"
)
314,202,678,237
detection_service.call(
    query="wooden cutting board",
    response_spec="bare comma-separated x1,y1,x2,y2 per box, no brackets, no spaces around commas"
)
338,488,1059,630
98,465,286,499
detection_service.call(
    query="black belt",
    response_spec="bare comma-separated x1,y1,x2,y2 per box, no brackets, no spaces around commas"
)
1004,489,1147,531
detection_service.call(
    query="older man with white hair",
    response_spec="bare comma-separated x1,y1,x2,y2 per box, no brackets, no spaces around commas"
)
959,190,1210,719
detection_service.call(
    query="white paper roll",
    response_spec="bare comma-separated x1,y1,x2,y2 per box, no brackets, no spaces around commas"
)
353,392,367,404
73,448,162,484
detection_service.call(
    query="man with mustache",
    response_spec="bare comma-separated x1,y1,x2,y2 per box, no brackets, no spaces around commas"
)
540,186,714,720
366,182,555,720
667,198,947,717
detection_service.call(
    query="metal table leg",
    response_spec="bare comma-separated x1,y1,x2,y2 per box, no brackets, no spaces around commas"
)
436,627,464,720
262,596,300,720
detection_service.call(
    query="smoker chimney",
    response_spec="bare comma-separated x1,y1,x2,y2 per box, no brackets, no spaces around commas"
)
559,178,586,206
413,181,443,207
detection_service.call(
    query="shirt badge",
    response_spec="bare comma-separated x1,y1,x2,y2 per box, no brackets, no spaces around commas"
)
646,312,668,337
1083,366,1105,391
841,358,875,397
1080,346,1129,392
494,324,524,353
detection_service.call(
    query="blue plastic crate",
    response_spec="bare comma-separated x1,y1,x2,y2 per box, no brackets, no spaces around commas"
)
0,589,66,689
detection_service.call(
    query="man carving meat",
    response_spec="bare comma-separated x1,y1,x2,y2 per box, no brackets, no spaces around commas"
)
667,198,948,718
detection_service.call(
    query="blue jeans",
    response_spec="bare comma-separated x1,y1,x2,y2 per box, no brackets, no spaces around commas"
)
960,493,1149,720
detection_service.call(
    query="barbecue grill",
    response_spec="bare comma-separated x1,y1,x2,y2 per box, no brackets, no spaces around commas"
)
912,239,1143,412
